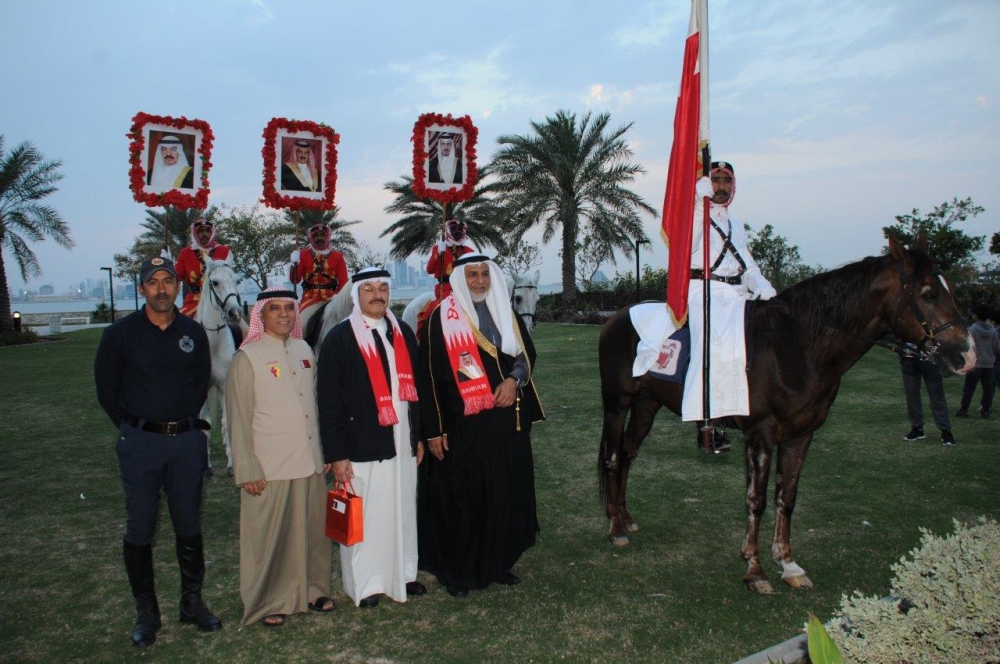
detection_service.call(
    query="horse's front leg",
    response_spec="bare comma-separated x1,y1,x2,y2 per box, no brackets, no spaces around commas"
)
220,380,233,476
772,435,814,589
200,398,214,477
742,431,775,594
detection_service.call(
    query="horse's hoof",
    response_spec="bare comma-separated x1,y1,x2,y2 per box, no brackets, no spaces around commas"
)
205,467,214,478
783,574,814,590
744,579,776,594
609,534,630,547
227,467,234,477
624,521,639,533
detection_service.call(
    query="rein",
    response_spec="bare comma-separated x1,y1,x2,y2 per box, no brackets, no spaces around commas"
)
202,271,242,333
510,283,537,323
823,260,963,362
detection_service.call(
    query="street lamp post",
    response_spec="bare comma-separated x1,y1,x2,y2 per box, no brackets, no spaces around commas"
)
101,267,115,322
635,239,650,302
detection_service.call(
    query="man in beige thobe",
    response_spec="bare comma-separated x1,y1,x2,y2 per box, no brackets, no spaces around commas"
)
225,287,334,627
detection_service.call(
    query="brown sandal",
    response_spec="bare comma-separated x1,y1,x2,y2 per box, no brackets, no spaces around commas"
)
261,614,286,627
308,597,336,612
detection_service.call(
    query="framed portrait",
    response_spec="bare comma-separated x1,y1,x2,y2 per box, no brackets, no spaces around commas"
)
411,113,478,204
128,112,213,209
262,118,339,211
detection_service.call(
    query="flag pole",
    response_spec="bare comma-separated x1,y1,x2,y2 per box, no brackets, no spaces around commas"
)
697,0,715,453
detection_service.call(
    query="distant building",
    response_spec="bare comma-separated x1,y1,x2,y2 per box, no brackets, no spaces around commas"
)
593,270,609,284
39,284,55,296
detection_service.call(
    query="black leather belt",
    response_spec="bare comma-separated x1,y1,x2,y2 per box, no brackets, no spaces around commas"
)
302,282,335,291
690,269,742,285
123,413,210,435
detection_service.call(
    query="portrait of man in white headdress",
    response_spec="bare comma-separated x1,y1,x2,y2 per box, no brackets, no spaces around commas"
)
146,131,195,192
427,130,464,186
280,137,322,193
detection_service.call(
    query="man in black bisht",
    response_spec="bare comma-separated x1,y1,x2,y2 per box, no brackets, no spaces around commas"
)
94,257,223,647
417,253,544,598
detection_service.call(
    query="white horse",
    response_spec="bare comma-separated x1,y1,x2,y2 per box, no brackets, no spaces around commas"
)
194,258,244,476
401,269,541,335
312,284,355,359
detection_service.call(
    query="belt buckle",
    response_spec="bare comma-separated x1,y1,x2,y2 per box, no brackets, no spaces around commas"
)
164,421,179,436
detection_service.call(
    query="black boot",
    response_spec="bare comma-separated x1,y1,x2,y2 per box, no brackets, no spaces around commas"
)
175,533,223,631
123,541,161,647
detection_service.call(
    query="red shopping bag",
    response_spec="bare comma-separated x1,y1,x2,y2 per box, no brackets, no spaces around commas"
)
326,481,363,546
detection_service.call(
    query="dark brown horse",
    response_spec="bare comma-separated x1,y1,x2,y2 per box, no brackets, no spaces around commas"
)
598,234,975,593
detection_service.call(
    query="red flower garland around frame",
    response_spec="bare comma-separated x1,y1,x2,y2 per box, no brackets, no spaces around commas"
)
261,118,339,212
411,113,478,204
127,112,213,210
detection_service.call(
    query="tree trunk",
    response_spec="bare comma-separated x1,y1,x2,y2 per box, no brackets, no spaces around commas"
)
561,217,578,307
0,251,12,332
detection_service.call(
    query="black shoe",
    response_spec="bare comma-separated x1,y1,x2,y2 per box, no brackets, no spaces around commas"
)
955,409,969,418
712,430,732,453
902,426,925,442
982,410,992,420
123,542,161,648
176,533,223,631
941,430,957,447
405,581,427,596
446,586,469,598
358,594,380,608
496,571,521,586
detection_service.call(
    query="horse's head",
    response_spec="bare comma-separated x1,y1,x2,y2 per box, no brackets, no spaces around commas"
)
886,232,975,375
510,269,540,334
200,258,244,326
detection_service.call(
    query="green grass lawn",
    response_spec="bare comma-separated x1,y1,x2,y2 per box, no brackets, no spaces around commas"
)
1,325,997,662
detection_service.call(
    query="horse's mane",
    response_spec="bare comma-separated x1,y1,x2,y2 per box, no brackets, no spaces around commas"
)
774,254,893,333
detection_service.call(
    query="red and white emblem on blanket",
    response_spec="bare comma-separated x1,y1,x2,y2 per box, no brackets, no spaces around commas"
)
439,294,494,415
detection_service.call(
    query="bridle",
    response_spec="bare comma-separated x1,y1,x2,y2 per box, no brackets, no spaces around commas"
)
825,259,963,362
885,260,964,361
510,283,537,324
203,267,243,333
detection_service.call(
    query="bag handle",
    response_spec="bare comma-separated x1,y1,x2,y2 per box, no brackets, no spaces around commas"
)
335,479,356,495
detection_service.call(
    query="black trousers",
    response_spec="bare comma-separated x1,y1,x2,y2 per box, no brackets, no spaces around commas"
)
116,423,208,545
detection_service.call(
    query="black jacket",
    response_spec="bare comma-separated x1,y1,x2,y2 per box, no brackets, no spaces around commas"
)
317,317,421,462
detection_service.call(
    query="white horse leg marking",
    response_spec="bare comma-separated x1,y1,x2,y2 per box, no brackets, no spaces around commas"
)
779,560,806,580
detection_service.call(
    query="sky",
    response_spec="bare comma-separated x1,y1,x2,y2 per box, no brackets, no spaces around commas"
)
3,0,998,293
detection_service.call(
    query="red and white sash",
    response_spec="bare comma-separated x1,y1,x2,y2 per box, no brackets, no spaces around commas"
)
348,310,417,426
439,294,495,415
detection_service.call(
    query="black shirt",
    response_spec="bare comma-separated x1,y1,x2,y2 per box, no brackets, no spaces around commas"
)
94,307,211,427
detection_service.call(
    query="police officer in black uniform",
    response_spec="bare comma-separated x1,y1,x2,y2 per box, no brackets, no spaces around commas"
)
94,256,223,647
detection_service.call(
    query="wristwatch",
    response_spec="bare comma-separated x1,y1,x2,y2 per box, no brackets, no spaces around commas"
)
508,374,527,388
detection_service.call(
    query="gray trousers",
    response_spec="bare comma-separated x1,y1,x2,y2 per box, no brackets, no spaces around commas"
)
901,356,951,431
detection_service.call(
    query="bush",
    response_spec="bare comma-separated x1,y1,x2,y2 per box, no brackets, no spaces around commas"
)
826,518,1000,663
91,302,112,323
0,329,41,347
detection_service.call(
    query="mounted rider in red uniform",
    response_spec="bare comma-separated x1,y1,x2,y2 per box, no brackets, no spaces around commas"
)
174,217,233,319
289,223,349,336
416,219,475,334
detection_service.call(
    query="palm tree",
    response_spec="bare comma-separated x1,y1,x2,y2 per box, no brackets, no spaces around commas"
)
0,136,73,332
379,165,507,260
113,205,221,279
282,207,362,265
490,110,656,303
